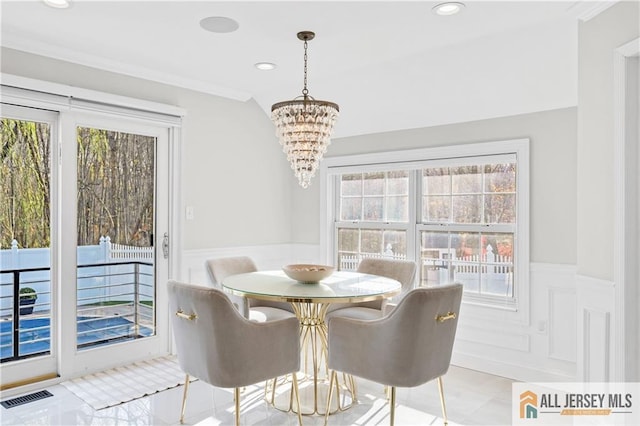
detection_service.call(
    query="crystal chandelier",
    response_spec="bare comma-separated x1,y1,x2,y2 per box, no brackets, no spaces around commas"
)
271,31,339,189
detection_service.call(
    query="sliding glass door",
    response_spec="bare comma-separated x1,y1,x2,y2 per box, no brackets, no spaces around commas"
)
1,104,58,385
1,102,173,387
68,114,170,374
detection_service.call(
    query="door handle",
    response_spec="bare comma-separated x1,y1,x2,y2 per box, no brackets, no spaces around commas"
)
162,232,169,259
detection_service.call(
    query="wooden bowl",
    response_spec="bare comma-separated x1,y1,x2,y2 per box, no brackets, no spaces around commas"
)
282,264,335,283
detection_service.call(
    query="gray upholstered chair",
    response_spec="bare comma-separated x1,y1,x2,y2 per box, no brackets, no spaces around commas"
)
167,280,303,426
324,283,463,426
205,256,295,321
326,258,417,321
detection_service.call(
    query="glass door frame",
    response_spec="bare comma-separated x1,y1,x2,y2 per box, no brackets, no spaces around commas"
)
1,79,183,391
59,111,172,377
0,103,60,387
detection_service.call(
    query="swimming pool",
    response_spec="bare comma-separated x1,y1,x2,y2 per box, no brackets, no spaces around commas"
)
0,316,153,361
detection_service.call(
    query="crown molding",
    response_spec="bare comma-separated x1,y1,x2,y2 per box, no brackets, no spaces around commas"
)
1,32,252,102
566,0,619,22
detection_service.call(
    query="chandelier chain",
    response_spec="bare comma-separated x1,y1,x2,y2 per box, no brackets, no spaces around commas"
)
302,39,309,97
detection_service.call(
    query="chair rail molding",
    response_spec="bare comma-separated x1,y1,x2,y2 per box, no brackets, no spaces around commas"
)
181,243,320,285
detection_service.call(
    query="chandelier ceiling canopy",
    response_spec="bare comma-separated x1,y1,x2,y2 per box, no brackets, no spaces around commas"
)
271,31,339,189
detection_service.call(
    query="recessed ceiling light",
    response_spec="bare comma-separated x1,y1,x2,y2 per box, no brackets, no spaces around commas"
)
43,0,71,8
255,62,277,71
199,16,239,34
432,2,465,16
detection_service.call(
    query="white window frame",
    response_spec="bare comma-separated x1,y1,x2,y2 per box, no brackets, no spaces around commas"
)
320,138,530,322
334,170,416,268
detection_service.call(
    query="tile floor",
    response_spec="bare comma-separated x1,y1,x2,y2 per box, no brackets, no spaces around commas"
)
0,366,514,425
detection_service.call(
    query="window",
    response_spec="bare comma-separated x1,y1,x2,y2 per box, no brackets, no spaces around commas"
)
336,171,411,269
323,139,529,311
418,160,516,305
339,171,410,222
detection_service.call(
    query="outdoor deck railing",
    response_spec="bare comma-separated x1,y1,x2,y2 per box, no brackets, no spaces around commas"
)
0,261,154,363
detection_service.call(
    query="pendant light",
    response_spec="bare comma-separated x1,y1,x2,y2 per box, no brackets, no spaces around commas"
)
271,31,339,189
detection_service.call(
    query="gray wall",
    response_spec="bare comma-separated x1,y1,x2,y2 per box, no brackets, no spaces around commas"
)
292,107,578,265
1,47,293,250
577,1,640,281
4,0,637,271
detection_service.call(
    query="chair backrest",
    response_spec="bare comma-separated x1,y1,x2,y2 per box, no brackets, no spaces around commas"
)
167,280,299,389
205,256,257,288
327,283,463,388
355,258,417,309
357,257,416,289
205,256,294,313
378,283,462,387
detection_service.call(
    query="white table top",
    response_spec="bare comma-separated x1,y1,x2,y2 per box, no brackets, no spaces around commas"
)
222,270,401,304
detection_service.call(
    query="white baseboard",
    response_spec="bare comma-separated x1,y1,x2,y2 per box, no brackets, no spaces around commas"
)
452,351,575,383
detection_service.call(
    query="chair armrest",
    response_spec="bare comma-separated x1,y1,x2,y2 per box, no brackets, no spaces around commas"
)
382,301,397,316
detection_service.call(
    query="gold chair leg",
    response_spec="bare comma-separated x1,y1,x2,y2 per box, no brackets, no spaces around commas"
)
234,387,241,426
389,386,396,426
180,374,189,424
265,376,278,404
272,376,278,403
324,370,337,426
437,376,448,426
350,374,358,404
292,372,303,426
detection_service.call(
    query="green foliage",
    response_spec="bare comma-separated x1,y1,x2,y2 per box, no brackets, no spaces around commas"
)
19,287,37,300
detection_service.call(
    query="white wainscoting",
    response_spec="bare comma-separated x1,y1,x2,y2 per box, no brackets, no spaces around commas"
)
575,274,615,382
180,243,321,285
181,246,580,382
452,262,577,382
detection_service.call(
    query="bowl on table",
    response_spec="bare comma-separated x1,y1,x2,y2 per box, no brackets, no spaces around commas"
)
282,264,335,284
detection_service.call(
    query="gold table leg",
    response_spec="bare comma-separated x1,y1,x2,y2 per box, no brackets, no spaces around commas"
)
270,302,355,416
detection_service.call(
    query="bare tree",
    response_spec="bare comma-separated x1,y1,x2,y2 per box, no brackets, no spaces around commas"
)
1,119,155,249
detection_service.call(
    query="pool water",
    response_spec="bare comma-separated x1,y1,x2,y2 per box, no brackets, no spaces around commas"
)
0,316,153,360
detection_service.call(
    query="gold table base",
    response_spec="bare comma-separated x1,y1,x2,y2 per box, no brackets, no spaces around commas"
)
266,302,356,416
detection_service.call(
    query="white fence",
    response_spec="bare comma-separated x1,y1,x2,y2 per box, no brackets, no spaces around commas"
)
339,244,513,297
454,252,513,274
1,236,153,270
339,252,407,271
422,245,513,296
109,239,154,260
0,237,153,314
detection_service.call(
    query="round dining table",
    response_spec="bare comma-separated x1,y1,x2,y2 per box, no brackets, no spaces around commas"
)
222,269,401,415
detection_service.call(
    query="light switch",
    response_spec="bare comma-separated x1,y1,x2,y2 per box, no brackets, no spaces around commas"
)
186,206,194,220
